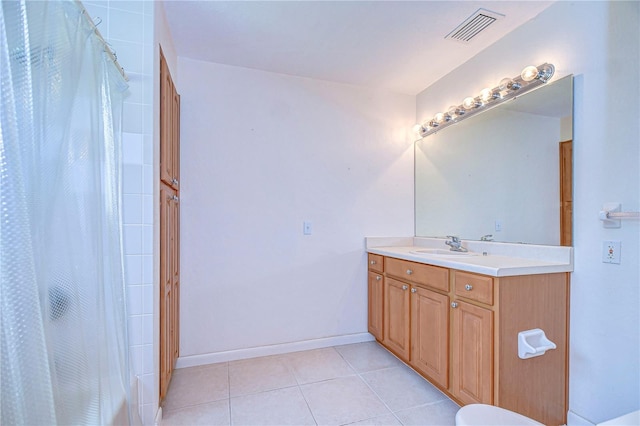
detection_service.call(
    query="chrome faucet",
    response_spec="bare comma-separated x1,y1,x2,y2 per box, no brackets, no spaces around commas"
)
480,234,494,241
445,236,468,252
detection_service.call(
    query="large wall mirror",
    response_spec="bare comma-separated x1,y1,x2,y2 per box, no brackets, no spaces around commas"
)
415,75,573,246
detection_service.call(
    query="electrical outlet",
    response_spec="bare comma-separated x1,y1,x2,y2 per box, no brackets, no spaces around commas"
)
602,240,621,264
495,220,502,232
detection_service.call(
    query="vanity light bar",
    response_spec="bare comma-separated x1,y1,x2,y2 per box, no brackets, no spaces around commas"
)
415,63,555,139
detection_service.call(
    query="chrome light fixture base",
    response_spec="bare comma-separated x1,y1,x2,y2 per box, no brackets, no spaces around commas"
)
416,63,555,139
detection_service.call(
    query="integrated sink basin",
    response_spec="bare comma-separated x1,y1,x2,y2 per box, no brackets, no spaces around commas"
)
411,248,478,257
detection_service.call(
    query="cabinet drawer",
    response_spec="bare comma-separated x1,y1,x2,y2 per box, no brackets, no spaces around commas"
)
368,253,384,273
454,271,493,305
385,257,449,292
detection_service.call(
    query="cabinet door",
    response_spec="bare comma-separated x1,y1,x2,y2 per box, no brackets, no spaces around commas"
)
171,89,180,189
368,272,384,341
170,188,180,363
160,49,179,190
383,277,410,361
451,300,493,405
160,183,180,400
410,286,449,388
560,140,572,246
159,184,175,399
368,253,383,274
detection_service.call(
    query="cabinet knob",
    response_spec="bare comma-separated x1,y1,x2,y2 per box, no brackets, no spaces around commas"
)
406,269,413,275
376,275,381,281
465,284,473,291
167,195,179,202
402,285,408,291
172,178,179,186
451,302,458,308
370,260,376,265
411,288,417,293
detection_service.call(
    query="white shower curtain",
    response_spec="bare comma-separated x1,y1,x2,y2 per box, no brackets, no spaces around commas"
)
0,1,131,424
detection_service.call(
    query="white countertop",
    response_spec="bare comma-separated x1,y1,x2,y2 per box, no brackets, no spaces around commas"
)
366,237,573,277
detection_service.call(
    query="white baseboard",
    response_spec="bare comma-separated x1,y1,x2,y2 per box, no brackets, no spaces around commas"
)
175,332,375,369
567,410,596,426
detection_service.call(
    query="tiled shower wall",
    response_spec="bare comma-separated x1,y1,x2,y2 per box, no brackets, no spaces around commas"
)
82,1,156,424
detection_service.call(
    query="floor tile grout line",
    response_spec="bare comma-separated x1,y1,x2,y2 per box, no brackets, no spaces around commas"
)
230,383,301,399
162,397,230,415
333,344,406,425
297,380,319,426
337,342,457,424
355,367,405,425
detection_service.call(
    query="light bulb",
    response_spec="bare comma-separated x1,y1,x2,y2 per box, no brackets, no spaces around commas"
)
462,97,476,110
447,105,462,117
499,77,520,91
434,112,446,124
480,88,493,102
412,123,423,135
521,65,540,82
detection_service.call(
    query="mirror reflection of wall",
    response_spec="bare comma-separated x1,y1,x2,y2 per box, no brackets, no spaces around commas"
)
415,75,573,246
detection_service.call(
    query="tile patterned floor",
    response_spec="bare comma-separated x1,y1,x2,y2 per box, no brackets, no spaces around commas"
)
161,341,459,426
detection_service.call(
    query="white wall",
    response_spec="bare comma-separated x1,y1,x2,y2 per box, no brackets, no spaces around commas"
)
177,57,415,362
416,1,639,423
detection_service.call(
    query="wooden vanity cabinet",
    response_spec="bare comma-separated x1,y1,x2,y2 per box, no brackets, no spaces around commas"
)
368,254,569,425
383,277,411,360
451,299,493,405
385,257,449,292
493,273,569,426
411,285,449,388
368,253,383,274
454,270,493,305
384,257,451,388
367,254,384,341
451,270,494,405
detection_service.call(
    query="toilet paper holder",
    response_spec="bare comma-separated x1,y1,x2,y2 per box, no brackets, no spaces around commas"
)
518,328,556,359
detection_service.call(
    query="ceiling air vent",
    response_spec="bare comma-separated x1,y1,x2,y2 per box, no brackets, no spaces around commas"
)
445,8,504,43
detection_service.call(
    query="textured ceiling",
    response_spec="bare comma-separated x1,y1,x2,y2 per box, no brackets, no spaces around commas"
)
163,1,554,95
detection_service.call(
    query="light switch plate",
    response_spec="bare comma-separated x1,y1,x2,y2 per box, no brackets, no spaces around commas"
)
303,221,312,235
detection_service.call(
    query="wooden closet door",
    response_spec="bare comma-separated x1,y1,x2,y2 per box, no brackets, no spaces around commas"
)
159,47,180,401
160,50,179,190
159,185,175,399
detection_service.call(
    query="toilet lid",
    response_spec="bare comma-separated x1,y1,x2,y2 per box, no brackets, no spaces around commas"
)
455,404,544,426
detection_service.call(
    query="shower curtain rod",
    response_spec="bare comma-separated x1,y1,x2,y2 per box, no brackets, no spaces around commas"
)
75,0,128,81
